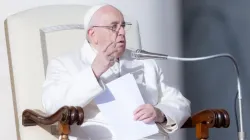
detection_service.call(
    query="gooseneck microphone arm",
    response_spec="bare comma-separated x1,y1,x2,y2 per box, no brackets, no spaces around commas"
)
131,49,244,140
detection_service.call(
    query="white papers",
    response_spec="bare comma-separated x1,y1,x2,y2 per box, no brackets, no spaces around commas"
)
94,73,159,140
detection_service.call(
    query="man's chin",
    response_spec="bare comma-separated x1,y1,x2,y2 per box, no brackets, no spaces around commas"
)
116,48,126,58
116,43,126,50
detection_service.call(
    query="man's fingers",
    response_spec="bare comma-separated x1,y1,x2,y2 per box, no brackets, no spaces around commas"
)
142,117,154,124
137,112,151,121
105,47,118,57
134,109,146,120
102,41,115,52
133,104,146,115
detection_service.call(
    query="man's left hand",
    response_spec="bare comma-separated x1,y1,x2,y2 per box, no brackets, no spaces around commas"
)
133,104,164,124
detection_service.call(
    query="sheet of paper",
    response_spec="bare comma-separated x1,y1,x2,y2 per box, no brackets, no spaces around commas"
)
94,73,159,140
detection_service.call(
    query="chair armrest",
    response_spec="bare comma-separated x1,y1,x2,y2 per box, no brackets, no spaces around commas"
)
22,107,230,140
22,106,84,140
181,109,230,139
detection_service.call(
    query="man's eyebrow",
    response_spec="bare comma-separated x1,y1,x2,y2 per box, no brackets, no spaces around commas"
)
110,21,125,24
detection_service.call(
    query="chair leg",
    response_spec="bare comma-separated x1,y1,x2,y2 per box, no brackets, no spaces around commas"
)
196,123,209,140
58,123,70,140
60,135,69,140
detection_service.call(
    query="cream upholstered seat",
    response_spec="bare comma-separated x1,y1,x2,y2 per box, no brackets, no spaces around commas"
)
4,5,141,140
5,4,230,140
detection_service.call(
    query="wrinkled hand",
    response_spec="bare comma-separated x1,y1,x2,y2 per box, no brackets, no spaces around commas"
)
91,42,119,78
133,104,165,124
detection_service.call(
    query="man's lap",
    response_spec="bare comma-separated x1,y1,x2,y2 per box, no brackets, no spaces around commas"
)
69,121,168,140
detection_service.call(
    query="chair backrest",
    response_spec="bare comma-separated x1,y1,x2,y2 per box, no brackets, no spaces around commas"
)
5,5,141,140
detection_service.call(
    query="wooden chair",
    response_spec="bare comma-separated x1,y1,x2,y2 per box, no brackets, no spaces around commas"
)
22,107,229,140
4,5,229,140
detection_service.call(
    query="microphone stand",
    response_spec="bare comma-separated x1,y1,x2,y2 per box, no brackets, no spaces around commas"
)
132,50,245,140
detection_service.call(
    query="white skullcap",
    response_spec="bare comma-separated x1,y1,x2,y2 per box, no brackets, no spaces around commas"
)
84,4,108,30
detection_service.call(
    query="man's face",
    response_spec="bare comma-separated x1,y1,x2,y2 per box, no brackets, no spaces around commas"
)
89,8,127,57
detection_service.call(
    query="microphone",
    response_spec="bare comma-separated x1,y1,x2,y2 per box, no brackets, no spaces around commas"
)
131,49,168,60
131,49,245,140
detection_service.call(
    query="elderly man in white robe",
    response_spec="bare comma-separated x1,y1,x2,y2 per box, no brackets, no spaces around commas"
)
42,4,191,140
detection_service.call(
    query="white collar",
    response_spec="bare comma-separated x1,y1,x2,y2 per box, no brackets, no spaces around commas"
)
81,40,97,65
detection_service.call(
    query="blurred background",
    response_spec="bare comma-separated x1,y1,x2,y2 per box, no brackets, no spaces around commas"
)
0,0,249,139
182,0,250,139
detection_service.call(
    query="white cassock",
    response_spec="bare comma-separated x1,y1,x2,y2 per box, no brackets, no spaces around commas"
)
42,39,191,140
42,4,191,140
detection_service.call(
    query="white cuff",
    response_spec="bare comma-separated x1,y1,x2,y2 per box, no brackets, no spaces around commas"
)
155,104,178,133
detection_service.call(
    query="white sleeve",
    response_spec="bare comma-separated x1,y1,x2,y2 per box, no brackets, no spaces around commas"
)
154,65,191,133
42,58,104,115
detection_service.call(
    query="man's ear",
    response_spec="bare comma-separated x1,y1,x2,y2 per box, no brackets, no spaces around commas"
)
87,28,97,44
88,28,94,36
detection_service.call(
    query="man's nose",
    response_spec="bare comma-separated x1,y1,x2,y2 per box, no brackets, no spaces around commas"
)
117,26,125,36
